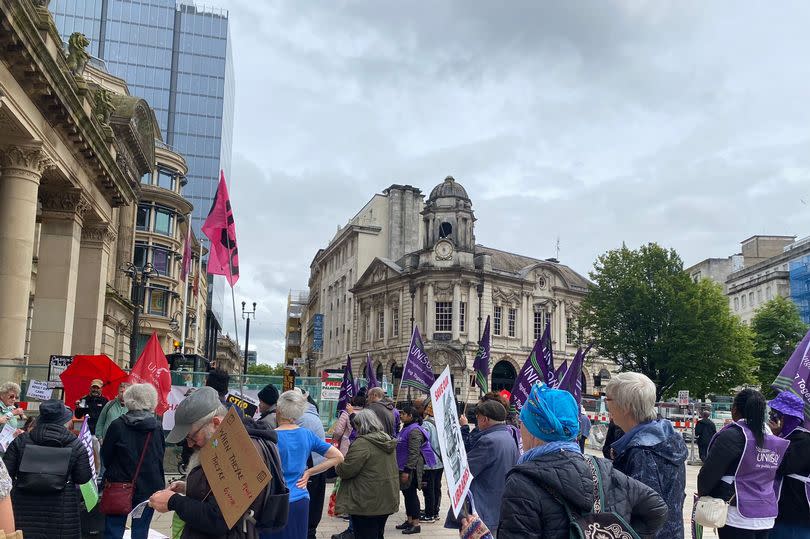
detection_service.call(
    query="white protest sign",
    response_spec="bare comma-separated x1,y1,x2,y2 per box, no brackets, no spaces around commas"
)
162,386,197,431
321,370,343,401
26,380,53,401
430,366,473,518
0,424,14,452
678,390,690,406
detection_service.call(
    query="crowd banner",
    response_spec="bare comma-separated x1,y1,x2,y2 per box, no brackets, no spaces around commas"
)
430,366,473,518
401,325,434,394
200,408,270,529
772,328,810,426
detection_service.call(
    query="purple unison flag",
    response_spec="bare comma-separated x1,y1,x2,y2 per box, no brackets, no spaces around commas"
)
773,328,810,426
554,360,568,384
365,352,380,389
337,355,356,415
472,316,491,393
510,321,557,412
401,325,434,393
558,343,592,404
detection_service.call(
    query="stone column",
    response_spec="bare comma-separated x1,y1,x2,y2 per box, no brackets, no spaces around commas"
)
397,288,404,342
28,190,89,363
72,223,116,355
0,146,51,364
467,282,477,340
426,283,435,337
382,294,390,346
452,283,461,341
522,292,530,347
369,300,376,343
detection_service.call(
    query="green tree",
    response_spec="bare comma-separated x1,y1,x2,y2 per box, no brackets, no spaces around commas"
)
751,296,808,396
247,363,285,376
579,243,756,399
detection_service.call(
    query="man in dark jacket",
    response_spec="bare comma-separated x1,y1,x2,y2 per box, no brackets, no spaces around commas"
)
449,400,520,534
75,378,109,435
694,410,716,461
607,373,687,539
602,418,624,459
366,387,397,437
4,399,93,539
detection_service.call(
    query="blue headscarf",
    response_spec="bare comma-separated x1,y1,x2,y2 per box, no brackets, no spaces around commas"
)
519,382,580,442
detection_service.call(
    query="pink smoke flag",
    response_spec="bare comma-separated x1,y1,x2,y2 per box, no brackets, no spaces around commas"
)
202,171,239,287
772,328,810,426
180,222,192,281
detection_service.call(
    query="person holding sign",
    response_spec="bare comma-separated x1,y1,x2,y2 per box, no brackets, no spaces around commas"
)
266,390,343,539
0,383,24,432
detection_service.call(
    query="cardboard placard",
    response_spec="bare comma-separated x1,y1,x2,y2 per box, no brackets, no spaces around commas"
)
226,392,258,418
200,407,271,529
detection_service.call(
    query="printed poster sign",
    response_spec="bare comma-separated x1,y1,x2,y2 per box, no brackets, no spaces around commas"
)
321,370,343,401
283,367,296,392
200,407,271,529
26,380,53,401
48,355,73,387
678,390,690,407
430,366,473,518
226,391,258,418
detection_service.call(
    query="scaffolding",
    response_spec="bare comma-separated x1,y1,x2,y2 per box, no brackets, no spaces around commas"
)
790,255,810,323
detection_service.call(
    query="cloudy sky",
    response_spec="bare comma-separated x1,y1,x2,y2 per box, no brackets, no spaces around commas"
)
221,1,810,364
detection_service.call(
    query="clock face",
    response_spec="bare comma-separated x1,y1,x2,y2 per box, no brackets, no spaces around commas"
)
435,240,453,260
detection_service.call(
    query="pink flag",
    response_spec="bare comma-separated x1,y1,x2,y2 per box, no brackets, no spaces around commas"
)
180,223,192,281
202,171,239,287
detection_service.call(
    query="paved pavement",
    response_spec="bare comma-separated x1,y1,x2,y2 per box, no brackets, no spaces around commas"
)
144,446,717,538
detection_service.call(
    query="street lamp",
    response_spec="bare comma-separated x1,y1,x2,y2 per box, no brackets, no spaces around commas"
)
409,281,417,331
476,279,484,340
241,301,257,374
121,262,157,367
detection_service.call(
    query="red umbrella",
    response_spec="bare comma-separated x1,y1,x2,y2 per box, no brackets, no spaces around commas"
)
60,355,128,410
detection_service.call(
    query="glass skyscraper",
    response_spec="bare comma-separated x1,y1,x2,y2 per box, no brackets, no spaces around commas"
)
50,0,233,345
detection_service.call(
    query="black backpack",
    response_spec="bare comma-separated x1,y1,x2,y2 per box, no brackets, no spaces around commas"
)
544,455,641,539
244,437,289,533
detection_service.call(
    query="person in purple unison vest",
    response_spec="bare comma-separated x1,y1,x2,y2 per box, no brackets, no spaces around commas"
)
768,390,810,539
698,388,791,539
395,404,436,535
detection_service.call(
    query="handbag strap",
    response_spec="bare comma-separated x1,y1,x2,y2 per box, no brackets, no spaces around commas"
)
584,456,603,513
131,431,153,484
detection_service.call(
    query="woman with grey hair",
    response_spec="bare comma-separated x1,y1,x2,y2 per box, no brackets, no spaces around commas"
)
605,372,687,539
0,382,24,431
263,390,343,539
101,383,166,539
335,409,399,538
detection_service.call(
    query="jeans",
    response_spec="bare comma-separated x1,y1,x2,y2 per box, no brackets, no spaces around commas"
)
351,514,389,539
718,526,770,539
104,507,154,539
423,469,442,517
771,522,810,539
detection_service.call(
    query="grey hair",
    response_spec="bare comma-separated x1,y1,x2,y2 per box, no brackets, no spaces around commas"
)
367,387,385,400
277,390,308,421
0,382,20,397
191,404,228,431
351,408,384,436
605,372,657,423
123,383,158,412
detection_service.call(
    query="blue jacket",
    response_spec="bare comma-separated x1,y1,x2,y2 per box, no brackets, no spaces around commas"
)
449,423,520,532
612,419,687,539
297,403,326,468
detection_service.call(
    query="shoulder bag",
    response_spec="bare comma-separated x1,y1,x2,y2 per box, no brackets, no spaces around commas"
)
99,431,152,515
694,493,734,529
16,444,73,493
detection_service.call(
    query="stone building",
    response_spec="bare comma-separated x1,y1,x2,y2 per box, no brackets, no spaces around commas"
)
0,1,206,380
215,334,242,374
307,176,610,401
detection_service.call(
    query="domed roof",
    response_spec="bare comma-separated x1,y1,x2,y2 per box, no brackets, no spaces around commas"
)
428,176,470,201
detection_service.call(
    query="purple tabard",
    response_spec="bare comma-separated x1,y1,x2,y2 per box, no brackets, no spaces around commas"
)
396,422,437,470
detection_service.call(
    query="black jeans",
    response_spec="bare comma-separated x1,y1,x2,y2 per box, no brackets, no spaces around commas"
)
718,527,770,539
351,514,389,539
423,469,442,517
403,479,421,519
306,471,327,539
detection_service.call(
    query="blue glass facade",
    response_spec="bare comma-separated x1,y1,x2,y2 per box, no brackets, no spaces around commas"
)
790,256,810,324
50,0,232,329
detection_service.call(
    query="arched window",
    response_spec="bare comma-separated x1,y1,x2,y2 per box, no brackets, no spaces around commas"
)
491,360,517,392
439,221,453,239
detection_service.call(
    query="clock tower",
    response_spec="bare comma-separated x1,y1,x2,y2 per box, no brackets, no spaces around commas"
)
419,176,476,269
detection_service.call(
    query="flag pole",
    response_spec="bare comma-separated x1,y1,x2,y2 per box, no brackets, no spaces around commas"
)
180,224,191,354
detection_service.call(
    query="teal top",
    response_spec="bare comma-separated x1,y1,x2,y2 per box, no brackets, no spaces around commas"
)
95,399,128,439
0,402,18,430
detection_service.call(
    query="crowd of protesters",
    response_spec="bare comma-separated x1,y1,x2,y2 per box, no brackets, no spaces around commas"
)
0,367,804,539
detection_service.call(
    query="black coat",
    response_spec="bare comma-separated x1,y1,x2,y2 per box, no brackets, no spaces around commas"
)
602,420,625,459
697,426,743,501
101,411,166,504
694,418,716,448
498,451,668,539
76,394,108,434
776,428,810,527
3,423,92,539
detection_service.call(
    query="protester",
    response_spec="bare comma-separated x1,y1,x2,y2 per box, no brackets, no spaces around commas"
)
768,391,810,538
395,404,436,535
694,409,717,461
460,392,515,451
206,368,244,419
4,399,92,538
578,407,591,452
450,400,519,535
606,372,687,539
497,383,668,539
333,393,366,456
413,398,443,524
366,387,397,437
295,389,328,539
101,384,166,539
95,381,130,441
150,386,288,539
0,460,14,533
258,383,281,429
601,417,624,459
267,390,343,539
0,383,24,432
334,409,399,539
76,379,109,435
698,388,790,539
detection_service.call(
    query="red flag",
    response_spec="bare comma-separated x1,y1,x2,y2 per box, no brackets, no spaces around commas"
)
128,332,172,415
202,171,239,287
180,223,192,281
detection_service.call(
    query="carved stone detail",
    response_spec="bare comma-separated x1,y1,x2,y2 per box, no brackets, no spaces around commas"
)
39,189,92,219
0,145,52,178
81,223,117,245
